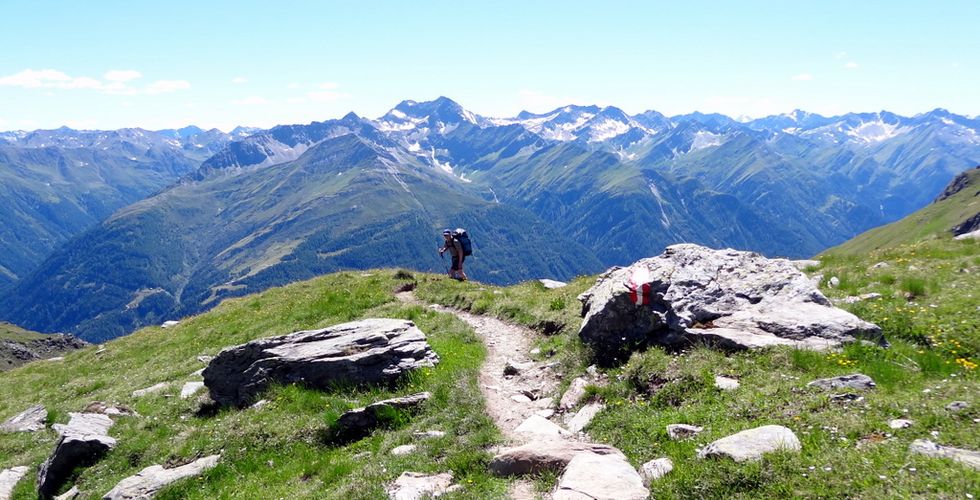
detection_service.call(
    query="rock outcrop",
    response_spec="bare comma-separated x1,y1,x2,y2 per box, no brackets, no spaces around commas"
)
909,439,980,470
489,441,625,476
578,245,884,361
203,319,439,407
0,466,29,500
807,374,876,391
698,425,801,462
38,413,116,498
330,392,431,443
102,455,221,499
0,404,47,433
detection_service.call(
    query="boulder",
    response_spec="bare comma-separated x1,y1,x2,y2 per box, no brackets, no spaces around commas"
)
953,229,980,241
38,413,116,498
553,452,649,500
908,439,980,470
539,279,568,289
807,374,876,391
386,472,457,500
0,404,47,433
946,401,969,412
102,455,221,499
0,466,29,500
639,458,673,484
203,319,439,407
666,424,703,440
578,245,883,361
515,414,570,438
331,392,431,443
490,441,627,476
566,402,605,433
698,425,801,462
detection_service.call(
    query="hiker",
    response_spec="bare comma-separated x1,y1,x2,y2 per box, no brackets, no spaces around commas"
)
438,229,467,281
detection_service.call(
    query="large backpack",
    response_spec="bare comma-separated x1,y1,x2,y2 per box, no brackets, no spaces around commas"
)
453,228,473,256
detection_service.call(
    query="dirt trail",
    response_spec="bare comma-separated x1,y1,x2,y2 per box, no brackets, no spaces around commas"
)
396,291,567,498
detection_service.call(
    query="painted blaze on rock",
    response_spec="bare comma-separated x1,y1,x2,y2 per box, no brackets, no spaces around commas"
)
578,244,884,361
204,319,439,407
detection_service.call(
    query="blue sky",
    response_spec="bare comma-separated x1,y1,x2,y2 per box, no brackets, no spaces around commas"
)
1,1,977,131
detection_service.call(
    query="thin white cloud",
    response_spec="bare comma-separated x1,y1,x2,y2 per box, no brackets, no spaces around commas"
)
791,73,814,81
145,80,191,94
835,51,848,60
232,77,248,84
104,70,142,82
305,82,348,103
844,62,859,69
0,69,190,96
231,95,270,105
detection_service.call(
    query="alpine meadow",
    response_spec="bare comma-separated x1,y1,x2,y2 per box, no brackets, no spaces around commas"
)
0,2,978,499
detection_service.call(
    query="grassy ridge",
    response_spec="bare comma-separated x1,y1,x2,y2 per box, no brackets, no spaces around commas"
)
0,271,505,499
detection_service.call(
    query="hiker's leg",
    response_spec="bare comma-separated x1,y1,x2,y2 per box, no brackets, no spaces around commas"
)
459,256,467,280
451,257,460,279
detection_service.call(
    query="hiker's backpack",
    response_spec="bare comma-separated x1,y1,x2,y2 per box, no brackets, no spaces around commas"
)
453,228,473,256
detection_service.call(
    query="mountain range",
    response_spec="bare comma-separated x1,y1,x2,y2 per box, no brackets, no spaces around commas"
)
0,97,977,341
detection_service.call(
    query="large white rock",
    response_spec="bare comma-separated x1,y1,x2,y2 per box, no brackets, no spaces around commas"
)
490,441,625,476
39,413,116,497
698,425,801,462
553,452,649,500
204,319,439,407
0,466,29,500
103,455,221,499
0,404,46,433
179,381,205,399
559,377,590,410
539,279,568,289
909,439,980,470
954,229,980,240
386,472,457,500
132,382,169,398
578,245,884,361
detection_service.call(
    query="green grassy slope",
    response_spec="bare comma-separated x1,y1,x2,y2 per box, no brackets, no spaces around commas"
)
824,166,980,256
0,271,505,499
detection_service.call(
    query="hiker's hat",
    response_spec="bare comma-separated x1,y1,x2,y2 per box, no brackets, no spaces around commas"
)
442,229,452,235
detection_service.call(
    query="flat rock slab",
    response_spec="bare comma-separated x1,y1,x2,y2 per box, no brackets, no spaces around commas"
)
578,244,884,361
204,318,439,407
386,471,457,500
332,392,431,443
83,402,138,418
180,381,205,399
103,454,221,499
553,452,649,500
0,466,29,500
39,413,116,498
698,425,801,462
566,402,605,433
909,439,980,470
559,377,589,410
515,414,570,438
132,383,169,398
490,441,625,476
539,279,568,289
667,424,703,440
1,404,46,433
639,458,673,484
807,374,876,391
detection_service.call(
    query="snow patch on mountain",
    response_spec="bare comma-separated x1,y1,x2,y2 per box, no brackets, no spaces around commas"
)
586,118,632,142
846,120,911,143
690,131,725,151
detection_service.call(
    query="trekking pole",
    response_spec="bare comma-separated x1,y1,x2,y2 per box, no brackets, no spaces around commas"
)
440,249,450,277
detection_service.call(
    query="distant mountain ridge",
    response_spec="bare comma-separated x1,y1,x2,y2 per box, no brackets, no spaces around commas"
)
0,98,977,341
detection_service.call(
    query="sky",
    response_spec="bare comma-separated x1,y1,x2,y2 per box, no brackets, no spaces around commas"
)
1,1,978,131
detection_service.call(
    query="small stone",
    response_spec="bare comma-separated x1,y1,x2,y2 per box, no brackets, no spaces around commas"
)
946,401,969,412
197,355,214,364
699,425,801,462
530,348,541,355
412,430,446,439
161,320,180,329
871,262,890,270
888,419,913,429
332,392,431,443
515,414,571,438
250,399,269,410
511,394,533,404
714,376,740,391
639,457,673,484
667,424,704,440
536,409,556,419
559,377,590,409
103,455,221,500
807,374,876,391
391,444,417,456
539,279,568,289
53,485,80,500
828,276,840,288
566,403,605,433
